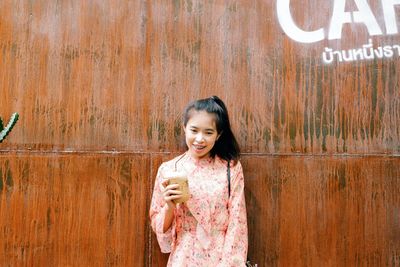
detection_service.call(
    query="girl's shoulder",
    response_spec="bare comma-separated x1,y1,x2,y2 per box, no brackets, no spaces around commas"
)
216,156,242,170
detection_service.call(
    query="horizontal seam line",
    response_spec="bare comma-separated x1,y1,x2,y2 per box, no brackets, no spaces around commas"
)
0,149,399,157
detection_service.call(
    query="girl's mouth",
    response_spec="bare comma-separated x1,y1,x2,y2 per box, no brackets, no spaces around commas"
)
192,144,206,151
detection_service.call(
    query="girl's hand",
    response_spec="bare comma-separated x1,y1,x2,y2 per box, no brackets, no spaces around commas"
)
160,179,182,209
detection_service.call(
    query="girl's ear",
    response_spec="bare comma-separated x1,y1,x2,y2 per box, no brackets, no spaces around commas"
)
217,131,223,140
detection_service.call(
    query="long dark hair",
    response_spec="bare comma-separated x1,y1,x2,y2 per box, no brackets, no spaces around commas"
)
183,96,240,162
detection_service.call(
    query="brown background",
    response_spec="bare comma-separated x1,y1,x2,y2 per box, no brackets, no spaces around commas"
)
1,1,399,266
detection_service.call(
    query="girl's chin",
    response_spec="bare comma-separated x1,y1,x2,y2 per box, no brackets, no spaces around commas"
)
189,148,210,159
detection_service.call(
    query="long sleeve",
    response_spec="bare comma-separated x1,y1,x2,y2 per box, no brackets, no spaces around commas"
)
149,164,176,253
218,161,248,267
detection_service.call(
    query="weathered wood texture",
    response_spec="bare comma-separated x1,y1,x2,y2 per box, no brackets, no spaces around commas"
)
1,0,399,266
0,154,152,266
1,0,399,153
244,156,400,267
1,155,399,266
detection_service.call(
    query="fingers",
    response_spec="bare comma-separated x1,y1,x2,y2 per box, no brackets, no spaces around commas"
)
165,188,181,195
161,179,169,188
164,194,182,202
163,188,182,199
160,180,178,190
160,182,182,203
160,181,179,191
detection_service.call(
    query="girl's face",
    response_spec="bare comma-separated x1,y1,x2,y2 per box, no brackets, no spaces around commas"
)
184,110,220,160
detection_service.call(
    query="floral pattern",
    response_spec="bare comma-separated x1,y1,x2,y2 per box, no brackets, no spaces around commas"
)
150,153,248,267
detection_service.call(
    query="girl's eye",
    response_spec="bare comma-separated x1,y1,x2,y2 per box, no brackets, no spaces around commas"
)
191,129,197,133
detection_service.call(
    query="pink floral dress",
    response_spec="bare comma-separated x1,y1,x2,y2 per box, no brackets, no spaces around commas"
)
149,153,248,267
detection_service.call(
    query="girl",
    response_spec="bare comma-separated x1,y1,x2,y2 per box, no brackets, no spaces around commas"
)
149,96,248,266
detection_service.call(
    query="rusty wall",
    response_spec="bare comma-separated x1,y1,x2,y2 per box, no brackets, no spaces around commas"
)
0,1,399,266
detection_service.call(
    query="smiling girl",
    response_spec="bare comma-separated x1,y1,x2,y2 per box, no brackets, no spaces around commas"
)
150,96,248,266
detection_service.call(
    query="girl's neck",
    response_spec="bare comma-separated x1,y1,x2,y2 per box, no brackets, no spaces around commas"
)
186,151,214,163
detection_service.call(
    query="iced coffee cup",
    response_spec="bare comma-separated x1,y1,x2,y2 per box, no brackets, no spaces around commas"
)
164,170,190,204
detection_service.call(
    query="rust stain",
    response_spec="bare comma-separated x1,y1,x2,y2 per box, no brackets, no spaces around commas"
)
0,155,151,266
243,156,400,266
0,0,398,153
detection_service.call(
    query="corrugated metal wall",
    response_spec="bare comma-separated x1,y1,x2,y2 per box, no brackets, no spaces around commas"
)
1,1,399,266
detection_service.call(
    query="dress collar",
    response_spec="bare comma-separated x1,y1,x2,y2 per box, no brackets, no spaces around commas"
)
185,152,215,166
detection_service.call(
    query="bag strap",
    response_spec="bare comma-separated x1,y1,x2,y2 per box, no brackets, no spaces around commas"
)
227,160,231,197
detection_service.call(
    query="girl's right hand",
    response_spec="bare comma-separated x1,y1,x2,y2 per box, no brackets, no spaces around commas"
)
160,180,182,209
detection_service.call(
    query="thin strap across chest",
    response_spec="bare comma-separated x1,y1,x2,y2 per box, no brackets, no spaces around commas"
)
227,160,231,197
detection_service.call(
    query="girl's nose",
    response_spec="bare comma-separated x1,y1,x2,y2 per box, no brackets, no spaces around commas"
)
195,134,204,142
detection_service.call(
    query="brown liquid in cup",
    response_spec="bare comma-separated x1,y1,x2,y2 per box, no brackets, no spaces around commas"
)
167,174,190,204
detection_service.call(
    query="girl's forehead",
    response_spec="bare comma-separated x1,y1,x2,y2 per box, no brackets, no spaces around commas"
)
187,110,217,127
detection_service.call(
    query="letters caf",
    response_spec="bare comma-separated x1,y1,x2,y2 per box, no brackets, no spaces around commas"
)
278,0,400,43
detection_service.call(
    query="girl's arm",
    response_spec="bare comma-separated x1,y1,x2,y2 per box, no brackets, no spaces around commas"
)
149,165,180,253
160,179,181,232
219,161,248,266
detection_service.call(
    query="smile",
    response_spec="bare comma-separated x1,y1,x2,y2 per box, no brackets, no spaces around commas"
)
192,144,206,151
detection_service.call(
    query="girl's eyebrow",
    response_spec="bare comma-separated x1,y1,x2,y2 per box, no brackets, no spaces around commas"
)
190,125,216,132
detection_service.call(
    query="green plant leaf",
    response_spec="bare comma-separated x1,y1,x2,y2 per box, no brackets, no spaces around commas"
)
0,113,19,143
0,117,3,131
